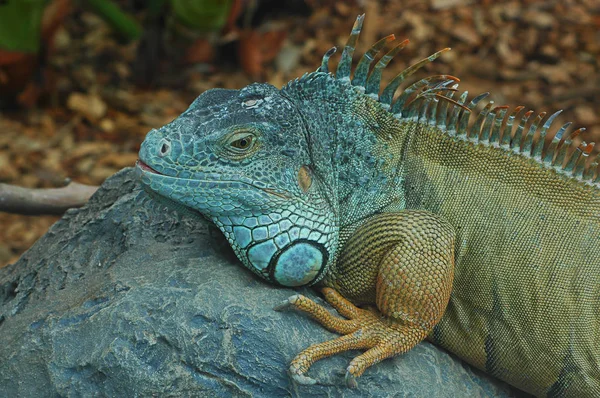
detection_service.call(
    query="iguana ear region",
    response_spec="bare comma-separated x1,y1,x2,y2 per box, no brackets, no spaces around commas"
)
297,165,312,193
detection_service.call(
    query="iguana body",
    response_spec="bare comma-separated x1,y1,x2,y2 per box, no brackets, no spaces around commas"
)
137,15,600,397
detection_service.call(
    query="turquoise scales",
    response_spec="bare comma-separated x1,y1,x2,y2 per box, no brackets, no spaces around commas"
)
138,14,600,397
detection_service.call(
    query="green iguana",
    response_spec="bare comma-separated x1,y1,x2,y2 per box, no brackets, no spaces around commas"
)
136,15,600,397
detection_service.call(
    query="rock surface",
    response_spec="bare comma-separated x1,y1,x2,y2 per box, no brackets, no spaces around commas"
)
0,168,524,397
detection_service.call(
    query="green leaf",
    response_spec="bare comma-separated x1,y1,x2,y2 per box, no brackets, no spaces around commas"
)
170,0,233,32
0,0,47,53
84,0,142,41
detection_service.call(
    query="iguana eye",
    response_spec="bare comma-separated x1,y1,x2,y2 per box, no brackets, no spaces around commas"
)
230,135,253,150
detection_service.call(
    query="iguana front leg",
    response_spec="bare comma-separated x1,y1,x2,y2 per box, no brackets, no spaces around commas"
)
275,211,455,387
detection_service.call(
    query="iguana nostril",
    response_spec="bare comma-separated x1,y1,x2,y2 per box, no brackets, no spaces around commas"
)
159,140,171,157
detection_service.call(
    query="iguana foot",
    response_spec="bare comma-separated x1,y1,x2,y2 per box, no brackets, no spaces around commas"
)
278,287,429,388
275,290,362,335
277,212,455,387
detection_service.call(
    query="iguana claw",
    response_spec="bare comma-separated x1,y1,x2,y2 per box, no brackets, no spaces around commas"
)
273,295,300,311
289,365,317,385
345,371,358,389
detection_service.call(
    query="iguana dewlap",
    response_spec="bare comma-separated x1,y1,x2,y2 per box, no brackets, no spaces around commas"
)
137,15,600,397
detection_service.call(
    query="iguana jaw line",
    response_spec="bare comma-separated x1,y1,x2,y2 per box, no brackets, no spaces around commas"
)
136,159,292,200
136,159,162,174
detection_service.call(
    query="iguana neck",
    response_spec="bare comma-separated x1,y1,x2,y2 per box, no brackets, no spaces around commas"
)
282,72,411,229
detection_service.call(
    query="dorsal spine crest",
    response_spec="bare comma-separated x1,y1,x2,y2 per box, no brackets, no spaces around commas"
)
316,15,598,186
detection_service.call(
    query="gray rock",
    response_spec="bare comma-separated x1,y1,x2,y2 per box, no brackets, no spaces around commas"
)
0,168,524,397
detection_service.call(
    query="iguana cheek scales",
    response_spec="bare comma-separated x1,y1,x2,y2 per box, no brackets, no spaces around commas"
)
139,13,600,397
213,204,336,286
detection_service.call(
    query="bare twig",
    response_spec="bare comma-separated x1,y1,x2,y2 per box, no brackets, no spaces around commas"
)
0,181,98,216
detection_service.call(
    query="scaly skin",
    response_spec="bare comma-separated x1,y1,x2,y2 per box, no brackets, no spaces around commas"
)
276,211,455,386
138,15,600,397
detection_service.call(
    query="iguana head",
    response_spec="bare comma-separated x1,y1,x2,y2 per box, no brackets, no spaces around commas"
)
138,83,338,287
137,15,458,287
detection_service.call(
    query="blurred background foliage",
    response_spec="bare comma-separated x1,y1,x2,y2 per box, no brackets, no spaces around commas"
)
0,0,598,266
0,0,46,52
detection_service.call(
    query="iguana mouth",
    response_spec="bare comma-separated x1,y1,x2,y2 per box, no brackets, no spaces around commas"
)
136,159,163,175
137,159,292,199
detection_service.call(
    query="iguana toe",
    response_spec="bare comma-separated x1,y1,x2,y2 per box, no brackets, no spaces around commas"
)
284,285,433,386
289,364,317,385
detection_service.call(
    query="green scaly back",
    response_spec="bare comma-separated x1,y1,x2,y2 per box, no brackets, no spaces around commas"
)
303,15,600,397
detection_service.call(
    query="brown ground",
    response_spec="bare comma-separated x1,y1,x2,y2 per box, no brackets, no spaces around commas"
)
1,0,598,267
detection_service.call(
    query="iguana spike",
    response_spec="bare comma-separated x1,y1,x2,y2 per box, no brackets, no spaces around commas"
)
319,47,337,73
408,79,458,124
426,94,439,126
380,48,451,106
533,110,562,159
423,81,459,127
411,78,458,104
417,96,431,122
392,75,455,116
434,90,468,109
336,14,365,83
365,40,409,99
544,122,572,163
479,105,507,142
470,101,494,140
570,127,585,144
448,91,469,134
457,92,489,137
435,85,458,130
352,34,395,90
478,108,495,142
404,97,420,121
510,110,533,150
552,128,583,167
432,90,470,129
587,159,599,182
522,112,546,155
574,143,594,177
489,107,509,144
564,141,586,172
499,106,524,147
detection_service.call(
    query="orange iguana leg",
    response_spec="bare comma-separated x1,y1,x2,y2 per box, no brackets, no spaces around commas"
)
275,211,455,387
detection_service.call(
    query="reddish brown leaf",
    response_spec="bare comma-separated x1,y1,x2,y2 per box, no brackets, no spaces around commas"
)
238,28,287,78
0,50,37,96
184,38,215,64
